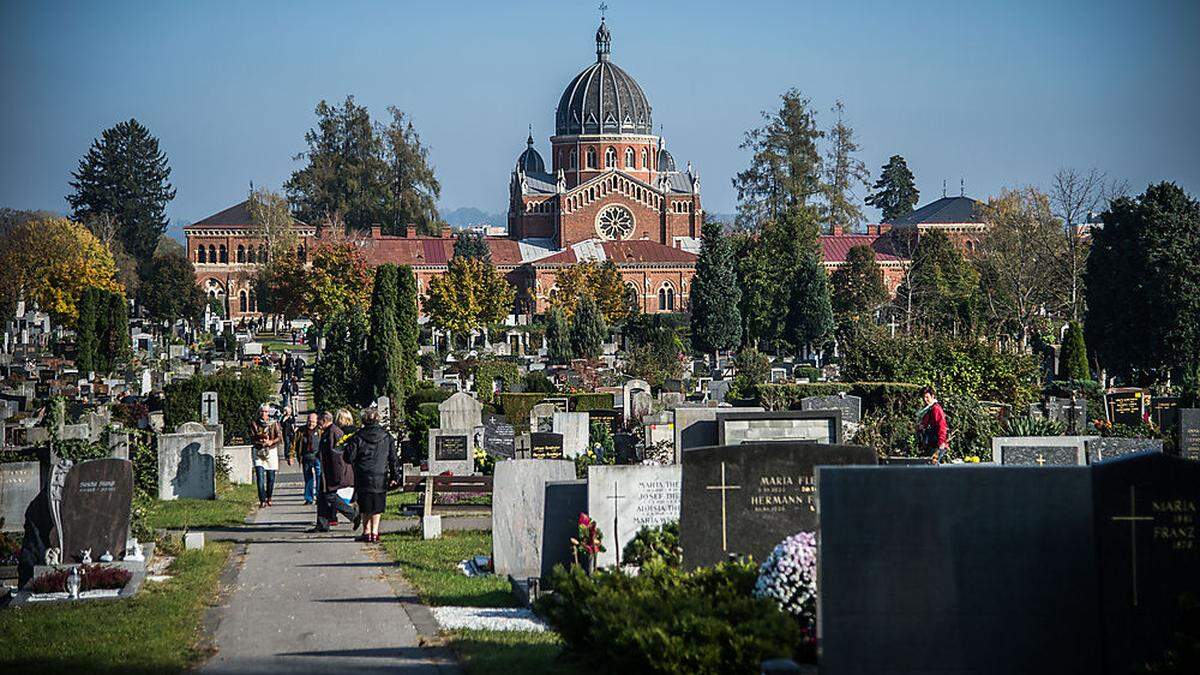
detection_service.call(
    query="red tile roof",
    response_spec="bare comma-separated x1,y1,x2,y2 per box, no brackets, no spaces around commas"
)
535,239,697,266
819,234,905,264
364,236,525,267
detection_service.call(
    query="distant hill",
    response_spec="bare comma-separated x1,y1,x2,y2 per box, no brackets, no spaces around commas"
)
441,207,504,229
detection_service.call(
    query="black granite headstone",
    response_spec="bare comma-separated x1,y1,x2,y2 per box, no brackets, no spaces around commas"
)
482,415,515,458
1178,408,1200,461
1106,389,1146,427
998,444,1082,466
587,408,621,435
1149,396,1180,434
56,458,133,563
679,442,874,568
540,479,587,581
530,432,564,460
434,435,469,462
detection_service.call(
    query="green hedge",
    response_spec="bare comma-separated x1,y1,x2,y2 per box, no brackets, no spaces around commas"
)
757,382,923,414
405,384,452,415
474,360,520,406
499,392,616,429
571,392,615,412
163,368,275,443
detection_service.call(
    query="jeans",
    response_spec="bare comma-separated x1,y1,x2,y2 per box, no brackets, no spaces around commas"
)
301,458,321,503
255,466,276,502
316,491,358,529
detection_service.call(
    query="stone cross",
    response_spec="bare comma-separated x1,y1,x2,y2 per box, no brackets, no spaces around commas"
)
1111,485,1154,607
705,462,740,554
605,481,625,566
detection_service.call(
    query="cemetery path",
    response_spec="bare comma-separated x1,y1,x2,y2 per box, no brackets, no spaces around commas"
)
201,465,460,674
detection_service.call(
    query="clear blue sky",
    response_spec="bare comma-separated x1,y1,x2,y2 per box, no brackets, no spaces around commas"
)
2,0,1198,234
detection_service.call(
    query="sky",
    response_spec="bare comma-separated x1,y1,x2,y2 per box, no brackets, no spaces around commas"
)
2,0,1198,236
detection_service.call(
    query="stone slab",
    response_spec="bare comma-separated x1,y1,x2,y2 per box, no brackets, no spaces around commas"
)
540,479,587,580
157,431,217,500
491,459,575,580
717,410,842,446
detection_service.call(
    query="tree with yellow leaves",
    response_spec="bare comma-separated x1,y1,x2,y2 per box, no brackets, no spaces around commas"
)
545,260,631,323
423,256,514,343
0,217,122,325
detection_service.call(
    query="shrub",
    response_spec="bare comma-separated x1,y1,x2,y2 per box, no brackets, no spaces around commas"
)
570,392,615,412
522,370,557,394
405,384,451,415
1003,415,1066,437
754,532,818,645
162,368,274,443
622,521,681,568
1058,321,1090,381
498,393,548,429
537,561,809,672
474,359,520,406
792,365,820,381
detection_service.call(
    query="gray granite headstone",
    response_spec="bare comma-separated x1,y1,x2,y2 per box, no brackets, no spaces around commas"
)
427,429,475,475
483,414,515,458
157,431,217,500
0,461,40,532
438,392,482,431
201,391,219,425
60,423,89,441
540,479,587,580
1179,408,1200,461
717,410,842,446
708,380,731,404
673,407,765,462
991,435,1093,465
529,403,557,433
1085,437,1162,464
800,393,862,423
106,428,129,460
587,464,681,568
492,459,576,580
220,444,254,484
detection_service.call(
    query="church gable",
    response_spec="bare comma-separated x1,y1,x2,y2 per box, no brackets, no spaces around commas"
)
561,171,663,215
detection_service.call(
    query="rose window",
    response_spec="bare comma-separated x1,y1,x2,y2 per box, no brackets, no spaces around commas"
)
596,204,635,240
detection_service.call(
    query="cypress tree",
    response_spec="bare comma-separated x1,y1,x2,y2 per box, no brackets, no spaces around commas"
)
690,220,742,360
784,252,835,354
105,291,131,369
1058,321,1089,381
314,306,369,412
546,307,572,363
570,295,607,359
75,288,99,373
394,265,420,400
93,289,113,372
367,265,402,405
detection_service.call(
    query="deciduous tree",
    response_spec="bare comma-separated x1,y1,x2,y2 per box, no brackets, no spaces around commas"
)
893,230,978,335
0,217,122,325
423,256,514,341
822,100,869,231
546,261,631,322
305,236,373,324
830,244,887,321
141,248,205,324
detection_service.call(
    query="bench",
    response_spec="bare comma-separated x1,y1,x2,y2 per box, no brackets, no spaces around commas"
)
401,474,493,517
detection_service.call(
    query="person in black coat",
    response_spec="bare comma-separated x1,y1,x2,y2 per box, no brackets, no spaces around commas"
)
309,412,360,533
341,408,400,543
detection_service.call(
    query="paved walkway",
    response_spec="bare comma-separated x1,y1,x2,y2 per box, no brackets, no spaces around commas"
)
201,465,460,674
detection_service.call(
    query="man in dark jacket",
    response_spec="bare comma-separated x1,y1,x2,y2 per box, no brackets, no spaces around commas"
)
310,411,360,533
341,408,400,543
288,412,322,505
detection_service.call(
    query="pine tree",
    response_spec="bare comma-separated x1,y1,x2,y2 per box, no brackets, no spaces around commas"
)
395,265,420,399
545,307,572,363
822,100,869,231
67,119,175,267
830,245,887,320
894,230,979,334
1058,321,1089,381
367,264,403,406
381,106,442,236
75,289,100,373
733,89,825,229
569,295,607,359
865,155,920,222
690,220,742,359
105,291,131,369
784,252,835,353
453,230,491,261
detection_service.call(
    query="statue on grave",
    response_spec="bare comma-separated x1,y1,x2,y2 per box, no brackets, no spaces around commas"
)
44,547,60,565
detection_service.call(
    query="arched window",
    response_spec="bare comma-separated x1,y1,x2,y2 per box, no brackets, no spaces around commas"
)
642,148,648,169
208,245,217,263
605,147,617,168
237,245,245,263
249,289,257,312
297,245,305,262
219,245,227,263
238,290,248,313
586,147,596,169
658,284,676,311
247,247,256,264
625,147,635,168
570,148,578,169
197,246,206,263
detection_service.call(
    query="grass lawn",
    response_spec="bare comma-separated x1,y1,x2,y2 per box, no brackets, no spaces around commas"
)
382,490,490,521
0,542,232,672
380,529,579,675
144,477,259,530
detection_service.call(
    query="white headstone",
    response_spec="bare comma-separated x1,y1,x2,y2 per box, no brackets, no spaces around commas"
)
552,412,590,458
587,464,682,568
201,391,219,425
438,392,483,431
491,459,576,580
157,430,217,500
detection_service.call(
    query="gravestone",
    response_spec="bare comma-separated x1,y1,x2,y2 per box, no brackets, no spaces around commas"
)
1085,436,1163,464
1174,408,1200,461
529,432,564,460
818,452,1200,675
0,461,40,532
629,390,654,425
106,428,129,460
375,396,391,428
57,458,134,564
1149,396,1179,434
587,464,682,568
991,435,1093,466
220,445,254,484
540,479,587,581
679,441,875,568
438,392,482,431
717,410,842,446
1044,396,1088,433
61,423,89,441
543,396,569,413
622,379,651,422
491,459,576,580
552,412,589,458
673,406,765,462
642,411,674,451
201,391,219,425
427,429,474,475
708,380,731,404
800,393,862,423
157,430,217,500
529,403,557,433
482,414,515,458
1105,388,1146,426
587,408,620,435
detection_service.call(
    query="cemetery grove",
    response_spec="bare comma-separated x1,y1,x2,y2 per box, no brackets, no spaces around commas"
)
1,5,1198,675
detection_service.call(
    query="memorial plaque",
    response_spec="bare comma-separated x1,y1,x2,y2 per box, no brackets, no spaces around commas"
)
57,458,134,563
679,442,874,568
483,415,515,457
800,393,862,424
587,465,682,568
1179,408,1200,461
1085,437,1163,464
435,434,469,461
0,461,40,532
543,396,569,413
587,408,621,435
717,410,842,446
530,432,564,460
1105,388,1146,427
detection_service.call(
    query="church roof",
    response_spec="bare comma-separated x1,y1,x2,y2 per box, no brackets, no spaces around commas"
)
888,196,983,226
556,20,653,136
191,200,254,226
533,239,697,266
521,171,558,195
819,234,905,264
364,235,559,267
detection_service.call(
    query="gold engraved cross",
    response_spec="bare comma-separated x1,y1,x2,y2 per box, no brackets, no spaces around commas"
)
1111,485,1154,607
705,462,741,552
1035,453,1047,466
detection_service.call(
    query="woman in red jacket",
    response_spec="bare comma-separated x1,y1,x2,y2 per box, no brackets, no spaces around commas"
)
917,386,949,463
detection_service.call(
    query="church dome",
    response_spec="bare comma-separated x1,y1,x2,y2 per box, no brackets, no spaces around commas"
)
516,131,545,173
657,145,676,172
555,20,653,136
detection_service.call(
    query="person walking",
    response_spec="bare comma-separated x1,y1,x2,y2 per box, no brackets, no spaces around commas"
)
311,411,360,533
341,407,400,542
250,403,282,507
289,412,322,505
917,385,950,464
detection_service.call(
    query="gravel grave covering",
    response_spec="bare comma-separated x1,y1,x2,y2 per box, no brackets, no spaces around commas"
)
431,606,548,632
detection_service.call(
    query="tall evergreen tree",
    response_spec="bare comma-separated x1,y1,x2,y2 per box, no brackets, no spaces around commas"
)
103,291,130,370
381,106,442,236
67,119,175,267
367,264,403,406
784,251,835,353
569,295,607,359
822,100,869,231
93,289,113,372
733,89,825,229
453,230,491,261
830,244,887,320
545,307,572,364
690,220,742,359
75,289,100,373
865,155,920,222
141,249,205,324
741,206,822,348
1058,321,1089,381
314,306,370,412
395,265,420,398
894,230,979,334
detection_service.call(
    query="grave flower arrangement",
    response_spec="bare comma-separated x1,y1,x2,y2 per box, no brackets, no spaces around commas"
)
28,564,133,594
754,531,818,644
570,512,605,574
